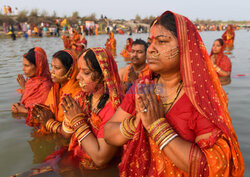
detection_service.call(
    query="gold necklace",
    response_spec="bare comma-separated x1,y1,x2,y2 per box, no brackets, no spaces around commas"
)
156,80,183,107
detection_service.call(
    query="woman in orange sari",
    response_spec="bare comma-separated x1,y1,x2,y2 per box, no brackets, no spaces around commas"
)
210,38,232,85
11,47,52,126
120,38,133,61
222,25,235,51
61,34,71,49
104,11,244,177
30,48,123,176
105,32,116,56
32,50,81,128
74,33,88,56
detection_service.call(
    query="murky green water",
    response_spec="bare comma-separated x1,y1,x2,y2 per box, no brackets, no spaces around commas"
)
0,31,249,176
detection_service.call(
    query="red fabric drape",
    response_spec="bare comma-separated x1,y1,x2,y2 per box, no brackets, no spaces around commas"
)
22,47,52,126
119,11,244,177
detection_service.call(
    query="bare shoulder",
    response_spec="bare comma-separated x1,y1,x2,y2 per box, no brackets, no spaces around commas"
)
119,66,129,80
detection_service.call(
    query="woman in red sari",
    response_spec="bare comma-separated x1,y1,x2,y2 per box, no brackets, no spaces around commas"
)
222,25,235,51
29,48,123,176
210,38,232,85
120,38,133,61
11,47,52,126
104,11,244,177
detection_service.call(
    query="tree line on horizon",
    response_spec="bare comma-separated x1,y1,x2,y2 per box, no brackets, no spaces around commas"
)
0,9,249,26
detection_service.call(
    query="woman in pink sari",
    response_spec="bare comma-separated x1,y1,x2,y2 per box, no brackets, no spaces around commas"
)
11,47,52,126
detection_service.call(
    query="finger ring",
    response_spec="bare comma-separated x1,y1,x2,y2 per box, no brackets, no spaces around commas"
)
63,110,67,113
141,107,148,113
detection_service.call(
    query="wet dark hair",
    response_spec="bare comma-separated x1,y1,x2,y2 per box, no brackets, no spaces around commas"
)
24,48,36,66
150,13,177,37
132,39,148,53
52,50,73,72
84,49,103,81
215,38,224,46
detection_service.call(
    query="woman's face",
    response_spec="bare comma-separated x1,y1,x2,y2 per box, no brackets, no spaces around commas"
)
22,57,36,77
50,57,68,84
77,56,103,93
126,39,130,45
147,24,180,74
212,40,222,54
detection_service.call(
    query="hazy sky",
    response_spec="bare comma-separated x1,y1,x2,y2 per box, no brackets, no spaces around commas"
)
1,0,250,21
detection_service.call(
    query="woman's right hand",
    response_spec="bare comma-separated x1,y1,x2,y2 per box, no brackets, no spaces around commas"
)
32,104,54,125
11,102,19,113
17,74,26,89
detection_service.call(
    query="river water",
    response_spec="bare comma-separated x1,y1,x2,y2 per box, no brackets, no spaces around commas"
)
0,31,249,176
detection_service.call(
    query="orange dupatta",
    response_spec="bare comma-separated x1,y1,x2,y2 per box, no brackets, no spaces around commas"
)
119,11,244,177
45,50,81,122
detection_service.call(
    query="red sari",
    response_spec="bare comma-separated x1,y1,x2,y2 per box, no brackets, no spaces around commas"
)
210,47,232,77
68,47,123,170
119,11,244,177
21,47,52,126
222,25,235,46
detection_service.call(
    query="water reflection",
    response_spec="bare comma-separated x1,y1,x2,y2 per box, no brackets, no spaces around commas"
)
1,32,250,176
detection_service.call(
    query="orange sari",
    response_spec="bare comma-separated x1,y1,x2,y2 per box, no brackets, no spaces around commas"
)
119,11,244,177
105,32,116,51
45,50,81,122
21,47,52,126
61,35,71,49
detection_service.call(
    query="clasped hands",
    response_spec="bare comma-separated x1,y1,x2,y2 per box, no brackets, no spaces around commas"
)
135,79,165,130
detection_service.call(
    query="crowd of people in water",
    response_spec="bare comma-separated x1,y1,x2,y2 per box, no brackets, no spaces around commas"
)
10,10,244,177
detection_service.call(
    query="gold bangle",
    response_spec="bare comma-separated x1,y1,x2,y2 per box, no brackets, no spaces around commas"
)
62,121,74,133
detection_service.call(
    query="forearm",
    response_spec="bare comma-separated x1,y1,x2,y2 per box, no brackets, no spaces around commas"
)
80,134,118,166
214,65,231,77
218,69,230,77
104,122,130,146
161,137,193,172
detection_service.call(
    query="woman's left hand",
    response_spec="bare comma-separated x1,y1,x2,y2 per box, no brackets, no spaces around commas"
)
136,79,165,130
60,94,83,121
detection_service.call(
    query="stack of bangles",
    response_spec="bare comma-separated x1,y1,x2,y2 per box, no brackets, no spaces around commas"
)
148,118,178,150
120,116,136,139
62,116,74,134
46,119,62,134
69,113,92,146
